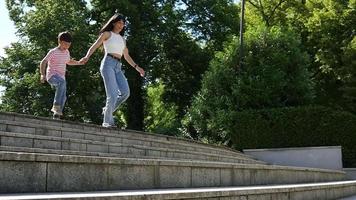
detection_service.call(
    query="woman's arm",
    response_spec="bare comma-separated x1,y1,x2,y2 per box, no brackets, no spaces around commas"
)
123,47,145,77
81,32,110,63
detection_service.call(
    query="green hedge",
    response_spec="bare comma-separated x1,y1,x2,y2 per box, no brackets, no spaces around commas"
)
230,106,356,167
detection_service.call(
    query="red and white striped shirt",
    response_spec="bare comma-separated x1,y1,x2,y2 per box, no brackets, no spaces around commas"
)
43,47,70,80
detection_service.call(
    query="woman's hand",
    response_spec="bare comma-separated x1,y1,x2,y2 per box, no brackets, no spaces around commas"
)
135,65,145,77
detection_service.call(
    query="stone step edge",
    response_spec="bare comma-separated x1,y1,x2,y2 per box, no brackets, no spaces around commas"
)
0,151,345,175
341,195,356,200
0,118,248,158
0,131,259,163
0,145,256,165
0,111,245,153
0,145,179,161
1,180,355,200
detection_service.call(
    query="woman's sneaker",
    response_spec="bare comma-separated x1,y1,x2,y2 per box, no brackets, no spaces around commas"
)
102,123,117,128
51,105,63,115
53,113,61,120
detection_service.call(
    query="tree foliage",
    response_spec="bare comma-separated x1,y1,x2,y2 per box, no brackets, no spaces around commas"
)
184,25,314,143
144,82,180,136
304,0,356,110
246,0,356,112
151,0,240,117
179,0,240,51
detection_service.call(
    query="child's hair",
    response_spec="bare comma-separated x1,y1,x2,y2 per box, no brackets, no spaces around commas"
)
58,31,72,43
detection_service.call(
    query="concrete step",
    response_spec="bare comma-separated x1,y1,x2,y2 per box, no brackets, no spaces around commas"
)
340,195,356,200
0,151,346,193
0,131,262,164
0,112,254,160
1,181,356,200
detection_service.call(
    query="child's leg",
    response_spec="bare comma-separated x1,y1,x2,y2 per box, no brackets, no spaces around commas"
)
47,74,66,114
57,80,67,113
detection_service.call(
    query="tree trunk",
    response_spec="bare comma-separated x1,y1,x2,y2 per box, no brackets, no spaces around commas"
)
127,75,144,130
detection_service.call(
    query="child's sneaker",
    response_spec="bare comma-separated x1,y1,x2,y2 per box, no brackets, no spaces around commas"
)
51,105,63,120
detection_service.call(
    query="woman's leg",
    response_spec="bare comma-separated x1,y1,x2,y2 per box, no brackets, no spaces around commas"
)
113,69,130,112
100,58,119,126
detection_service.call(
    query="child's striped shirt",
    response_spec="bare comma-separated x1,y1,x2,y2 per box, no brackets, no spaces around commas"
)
43,47,70,80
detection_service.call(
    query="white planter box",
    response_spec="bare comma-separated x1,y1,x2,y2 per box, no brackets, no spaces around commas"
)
244,146,343,170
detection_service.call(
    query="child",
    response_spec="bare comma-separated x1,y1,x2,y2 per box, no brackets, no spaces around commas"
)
40,31,83,119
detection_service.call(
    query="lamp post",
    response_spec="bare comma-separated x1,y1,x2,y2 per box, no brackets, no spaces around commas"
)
239,0,245,70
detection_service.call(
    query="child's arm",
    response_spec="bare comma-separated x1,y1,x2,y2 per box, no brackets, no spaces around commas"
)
39,59,48,83
67,59,84,66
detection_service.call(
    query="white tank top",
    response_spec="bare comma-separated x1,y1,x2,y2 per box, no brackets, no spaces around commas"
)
103,32,126,55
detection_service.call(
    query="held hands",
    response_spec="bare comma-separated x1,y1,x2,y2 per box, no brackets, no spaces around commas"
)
79,57,89,64
78,56,145,77
78,59,86,65
68,59,86,66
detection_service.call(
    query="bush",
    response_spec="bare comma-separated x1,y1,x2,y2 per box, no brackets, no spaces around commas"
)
230,106,356,167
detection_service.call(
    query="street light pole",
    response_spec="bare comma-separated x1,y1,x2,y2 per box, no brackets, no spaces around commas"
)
239,0,245,70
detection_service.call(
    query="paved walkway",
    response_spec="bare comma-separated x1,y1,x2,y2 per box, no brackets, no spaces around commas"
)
1,181,356,200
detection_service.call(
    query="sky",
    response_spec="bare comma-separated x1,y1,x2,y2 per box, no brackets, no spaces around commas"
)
0,1,17,57
0,1,17,98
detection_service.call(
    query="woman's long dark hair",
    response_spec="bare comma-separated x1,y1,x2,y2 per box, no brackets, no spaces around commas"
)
99,13,126,36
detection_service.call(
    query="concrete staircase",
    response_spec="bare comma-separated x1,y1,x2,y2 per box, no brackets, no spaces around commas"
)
0,112,355,200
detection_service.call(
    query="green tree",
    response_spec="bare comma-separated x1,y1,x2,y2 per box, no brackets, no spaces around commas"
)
150,0,240,118
245,0,308,28
245,0,356,113
304,0,356,110
340,36,356,113
150,30,210,117
179,0,240,51
184,25,314,143
144,82,180,136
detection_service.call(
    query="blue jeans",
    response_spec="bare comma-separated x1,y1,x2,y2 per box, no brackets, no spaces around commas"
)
100,55,130,125
47,74,67,113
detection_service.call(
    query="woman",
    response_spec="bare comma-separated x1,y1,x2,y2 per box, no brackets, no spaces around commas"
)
81,13,145,128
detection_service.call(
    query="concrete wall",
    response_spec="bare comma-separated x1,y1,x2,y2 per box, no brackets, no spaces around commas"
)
0,151,345,193
243,146,343,170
